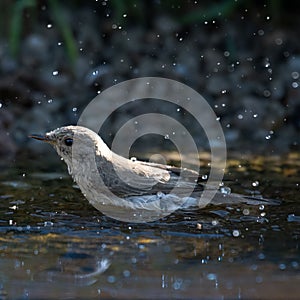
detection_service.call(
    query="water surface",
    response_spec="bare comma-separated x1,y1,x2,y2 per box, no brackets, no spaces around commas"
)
0,153,299,299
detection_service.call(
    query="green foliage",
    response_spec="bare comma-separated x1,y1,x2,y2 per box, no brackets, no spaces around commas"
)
6,0,283,64
9,0,36,57
8,0,78,64
110,0,145,25
48,0,78,65
180,0,242,24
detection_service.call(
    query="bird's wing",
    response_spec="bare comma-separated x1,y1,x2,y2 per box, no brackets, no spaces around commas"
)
137,161,200,182
101,154,203,197
119,160,203,196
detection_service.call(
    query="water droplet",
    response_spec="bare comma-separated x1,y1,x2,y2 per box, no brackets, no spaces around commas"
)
47,24,52,29
130,157,137,162
156,191,164,199
250,264,258,271
92,70,99,76
232,229,240,237
47,99,53,104
131,257,137,264
0,103,2,108
243,208,250,215
259,204,265,211
237,114,243,120
57,42,62,46
196,223,202,230
212,220,218,226
263,90,271,98
265,135,271,140
252,180,259,187
292,82,298,88
164,134,170,140
52,70,58,76
291,261,299,269
44,221,54,227
107,275,116,283
263,90,271,97
224,51,230,57
72,107,77,112
172,278,183,290
253,113,258,118
201,174,208,180
123,14,127,18
291,71,299,79
207,273,217,281
275,38,283,45
220,186,231,195
278,263,286,270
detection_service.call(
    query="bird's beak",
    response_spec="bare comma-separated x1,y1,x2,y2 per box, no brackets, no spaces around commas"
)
29,134,53,143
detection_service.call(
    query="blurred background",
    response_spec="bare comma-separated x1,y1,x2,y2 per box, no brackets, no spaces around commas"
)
0,0,299,159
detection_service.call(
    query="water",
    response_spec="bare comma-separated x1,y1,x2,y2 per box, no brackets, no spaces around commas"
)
0,153,299,299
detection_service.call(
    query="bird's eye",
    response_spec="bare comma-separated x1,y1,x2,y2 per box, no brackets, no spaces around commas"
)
64,138,73,146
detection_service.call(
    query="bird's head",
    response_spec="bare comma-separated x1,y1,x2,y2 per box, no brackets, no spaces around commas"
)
30,126,109,169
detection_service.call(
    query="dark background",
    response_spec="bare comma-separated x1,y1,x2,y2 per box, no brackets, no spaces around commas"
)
1,0,300,159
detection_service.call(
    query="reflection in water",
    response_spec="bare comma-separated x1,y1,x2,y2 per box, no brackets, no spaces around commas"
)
0,153,299,299
39,251,110,286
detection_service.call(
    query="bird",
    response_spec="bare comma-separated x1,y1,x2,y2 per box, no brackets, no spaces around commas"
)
30,126,279,222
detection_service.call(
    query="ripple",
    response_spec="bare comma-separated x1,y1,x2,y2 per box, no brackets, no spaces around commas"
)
1,181,31,189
